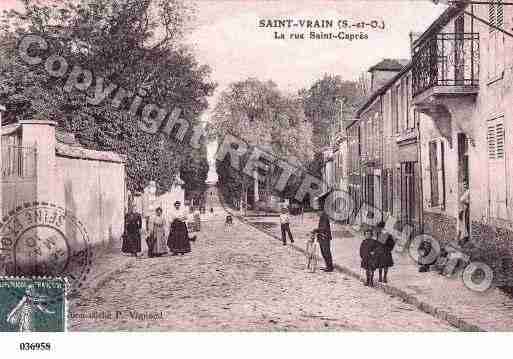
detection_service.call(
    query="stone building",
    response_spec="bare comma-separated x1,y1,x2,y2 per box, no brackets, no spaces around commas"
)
347,58,420,228
1,119,126,247
412,2,513,283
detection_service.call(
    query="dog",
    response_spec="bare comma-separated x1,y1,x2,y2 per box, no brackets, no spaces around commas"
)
225,214,233,226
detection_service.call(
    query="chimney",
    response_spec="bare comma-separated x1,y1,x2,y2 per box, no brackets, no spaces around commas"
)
409,32,422,56
368,59,407,92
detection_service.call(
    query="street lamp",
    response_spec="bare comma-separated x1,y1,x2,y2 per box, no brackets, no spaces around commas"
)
431,0,513,38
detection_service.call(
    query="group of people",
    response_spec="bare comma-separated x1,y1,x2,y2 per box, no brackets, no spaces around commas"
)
122,201,197,258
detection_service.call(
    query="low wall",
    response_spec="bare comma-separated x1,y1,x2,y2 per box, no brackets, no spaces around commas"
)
424,211,513,287
56,154,125,248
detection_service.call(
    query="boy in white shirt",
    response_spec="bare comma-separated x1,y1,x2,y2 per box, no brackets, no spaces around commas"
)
280,207,294,245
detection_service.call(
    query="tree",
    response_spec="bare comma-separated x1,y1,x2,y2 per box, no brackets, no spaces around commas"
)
300,74,365,151
209,78,314,208
0,0,216,193
180,143,209,204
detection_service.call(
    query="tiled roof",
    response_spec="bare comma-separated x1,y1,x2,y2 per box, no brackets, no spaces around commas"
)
368,58,409,72
56,142,126,163
354,61,413,120
55,128,126,163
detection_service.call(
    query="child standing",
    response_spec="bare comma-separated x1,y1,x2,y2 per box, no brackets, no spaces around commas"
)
280,207,294,245
375,221,395,283
360,225,379,287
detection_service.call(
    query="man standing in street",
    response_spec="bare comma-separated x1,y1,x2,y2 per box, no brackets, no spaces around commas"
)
280,207,294,245
312,192,334,272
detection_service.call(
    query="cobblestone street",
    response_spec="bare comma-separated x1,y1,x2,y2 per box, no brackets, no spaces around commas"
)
69,217,455,331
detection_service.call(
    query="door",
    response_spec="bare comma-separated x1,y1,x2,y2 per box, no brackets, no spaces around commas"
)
401,162,420,231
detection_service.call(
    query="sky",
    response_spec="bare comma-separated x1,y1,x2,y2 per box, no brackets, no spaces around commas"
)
185,0,446,115
0,0,447,171
0,0,447,118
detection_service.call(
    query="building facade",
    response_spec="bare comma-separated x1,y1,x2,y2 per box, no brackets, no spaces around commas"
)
412,2,513,283
348,58,423,230
1,120,126,247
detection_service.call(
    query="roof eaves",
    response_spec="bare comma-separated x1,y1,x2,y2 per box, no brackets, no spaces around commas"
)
356,62,413,118
412,3,467,49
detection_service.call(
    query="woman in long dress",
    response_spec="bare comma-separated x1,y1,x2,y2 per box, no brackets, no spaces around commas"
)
148,207,168,257
167,201,191,255
122,206,142,257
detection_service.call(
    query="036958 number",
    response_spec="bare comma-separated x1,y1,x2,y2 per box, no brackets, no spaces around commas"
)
19,342,51,351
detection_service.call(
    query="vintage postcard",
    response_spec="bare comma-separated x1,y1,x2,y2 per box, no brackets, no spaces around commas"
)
0,0,512,355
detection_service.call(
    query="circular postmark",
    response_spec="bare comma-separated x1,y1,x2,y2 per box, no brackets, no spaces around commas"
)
0,202,92,302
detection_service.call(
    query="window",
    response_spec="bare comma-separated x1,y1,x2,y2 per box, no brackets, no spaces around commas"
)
392,85,399,133
405,76,411,129
413,110,420,130
383,170,388,212
382,168,394,214
488,3,505,80
428,140,446,208
487,116,507,219
397,82,404,132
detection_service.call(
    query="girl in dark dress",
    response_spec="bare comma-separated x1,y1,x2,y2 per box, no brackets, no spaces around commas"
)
122,207,142,257
375,221,395,283
359,225,379,287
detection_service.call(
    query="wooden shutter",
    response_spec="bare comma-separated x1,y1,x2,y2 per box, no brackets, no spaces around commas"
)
383,170,389,212
439,141,446,209
391,86,398,134
489,4,496,32
497,4,504,76
497,4,504,29
488,117,507,219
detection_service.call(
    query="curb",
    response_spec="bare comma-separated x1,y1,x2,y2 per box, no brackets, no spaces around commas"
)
239,215,485,332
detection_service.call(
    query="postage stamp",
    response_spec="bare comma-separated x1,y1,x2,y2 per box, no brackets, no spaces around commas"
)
0,277,66,332
0,202,92,301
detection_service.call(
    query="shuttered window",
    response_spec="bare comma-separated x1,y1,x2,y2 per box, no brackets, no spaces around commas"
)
489,4,496,32
487,116,507,219
392,85,399,134
429,140,446,208
405,76,411,129
488,3,505,80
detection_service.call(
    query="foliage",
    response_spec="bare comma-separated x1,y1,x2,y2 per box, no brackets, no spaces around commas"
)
300,74,365,150
180,143,209,199
209,78,315,206
0,0,216,193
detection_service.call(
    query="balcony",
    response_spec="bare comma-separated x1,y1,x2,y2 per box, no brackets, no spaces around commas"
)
412,32,480,148
412,32,479,101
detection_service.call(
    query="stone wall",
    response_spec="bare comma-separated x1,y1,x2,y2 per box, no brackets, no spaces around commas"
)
56,154,126,247
423,211,457,246
470,221,513,288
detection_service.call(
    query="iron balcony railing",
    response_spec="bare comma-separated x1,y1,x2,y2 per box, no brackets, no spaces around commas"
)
412,32,479,97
